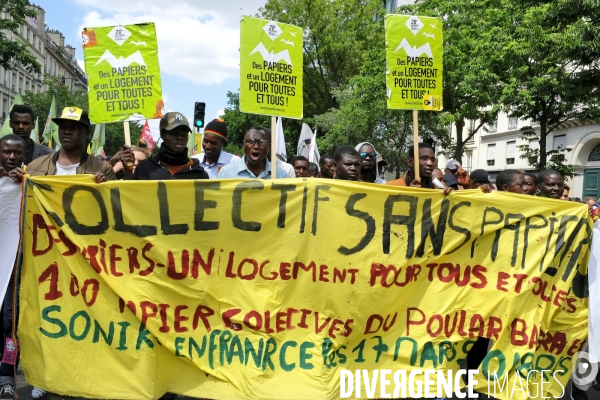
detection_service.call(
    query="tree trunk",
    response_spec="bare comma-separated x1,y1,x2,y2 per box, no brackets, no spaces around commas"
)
453,119,465,164
538,114,548,171
396,149,402,179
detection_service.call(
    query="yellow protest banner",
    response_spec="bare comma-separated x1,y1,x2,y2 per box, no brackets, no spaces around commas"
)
19,176,589,399
239,16,303,119
386,15,443,110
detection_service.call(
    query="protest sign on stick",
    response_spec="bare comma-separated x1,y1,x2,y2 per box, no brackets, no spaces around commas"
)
386,15,443,179
83,22,165,130
240,16,303,178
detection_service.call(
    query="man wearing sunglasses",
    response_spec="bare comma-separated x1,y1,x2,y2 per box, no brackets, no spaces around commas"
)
218,126,287,179
354,142,386,184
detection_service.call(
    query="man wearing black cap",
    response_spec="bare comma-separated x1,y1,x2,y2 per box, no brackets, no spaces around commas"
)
27,107,114,182
443,173,459,190
191,118,239,179
469,169,492,190
121,112,208,180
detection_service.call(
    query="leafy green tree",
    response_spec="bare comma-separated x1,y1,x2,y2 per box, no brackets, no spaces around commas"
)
23,77,140,154
405,0,503,164
259,0,382,118
496,0,600,170
517,126,576,178
103,122,142,157
23,77,88,136
221,91,270,148
0,0,41,73
315,47,451,178
221,91,300,157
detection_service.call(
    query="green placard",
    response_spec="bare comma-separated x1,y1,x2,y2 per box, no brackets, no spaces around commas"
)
385,15,443,111
240,17,303,119
83,22,164,124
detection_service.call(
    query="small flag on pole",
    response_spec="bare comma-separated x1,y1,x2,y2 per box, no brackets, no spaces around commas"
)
32,117,39,143
140,120,155,150
276,117,287,162
0,94,24,138
42,96,59,149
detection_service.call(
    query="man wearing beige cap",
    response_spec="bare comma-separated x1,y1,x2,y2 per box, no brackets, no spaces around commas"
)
121,112,208,180
26,107,114,182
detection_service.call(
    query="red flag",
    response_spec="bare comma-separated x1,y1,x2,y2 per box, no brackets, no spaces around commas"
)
141,120,155,150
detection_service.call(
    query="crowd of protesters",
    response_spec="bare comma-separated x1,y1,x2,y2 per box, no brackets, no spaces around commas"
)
0,104,595,400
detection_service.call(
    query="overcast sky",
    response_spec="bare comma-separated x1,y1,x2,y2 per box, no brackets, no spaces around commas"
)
36,0,265,139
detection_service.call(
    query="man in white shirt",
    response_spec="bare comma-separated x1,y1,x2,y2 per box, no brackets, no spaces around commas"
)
191,118,239,178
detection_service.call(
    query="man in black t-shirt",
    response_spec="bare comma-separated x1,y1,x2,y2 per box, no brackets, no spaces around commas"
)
9,105,53,166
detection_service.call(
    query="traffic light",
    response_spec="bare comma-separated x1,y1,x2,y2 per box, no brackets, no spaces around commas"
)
194,102,206,129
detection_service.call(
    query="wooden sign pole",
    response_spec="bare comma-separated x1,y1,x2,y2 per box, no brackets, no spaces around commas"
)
123,121,133,167
124,121,131,146
413,109,420,181
271,116,277,179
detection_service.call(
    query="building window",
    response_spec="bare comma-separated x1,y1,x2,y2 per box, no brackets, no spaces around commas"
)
469,119,475,133
384,0,398,13
508,116,518,130
553,135,566,151
488,118,498,133
466,152,473,172
487,144,496,166
506,141,516,165
588,143,600,161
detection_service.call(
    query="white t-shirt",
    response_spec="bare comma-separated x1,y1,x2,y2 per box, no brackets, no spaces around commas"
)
55,162,80,176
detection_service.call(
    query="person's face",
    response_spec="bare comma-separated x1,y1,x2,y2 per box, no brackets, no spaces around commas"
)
588,199,597,206
202,133,223,159
161,126,189,152
503,174,528,194
409,148,435,178
133,150,147,171
523,175,537,195
9,112,33,142
358,144,376,172
320,159,336,178
293,160,309,177
560,188,570,201
538,174,564,199
431,168,444,182
243,129,269,165
336,154,361,181
308,165,319,177
58,121,88,151
0,140,25,171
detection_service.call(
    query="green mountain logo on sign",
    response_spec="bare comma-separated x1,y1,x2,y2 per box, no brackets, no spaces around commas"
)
83,22,164,124
385,15,443,111
240,17,303,119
